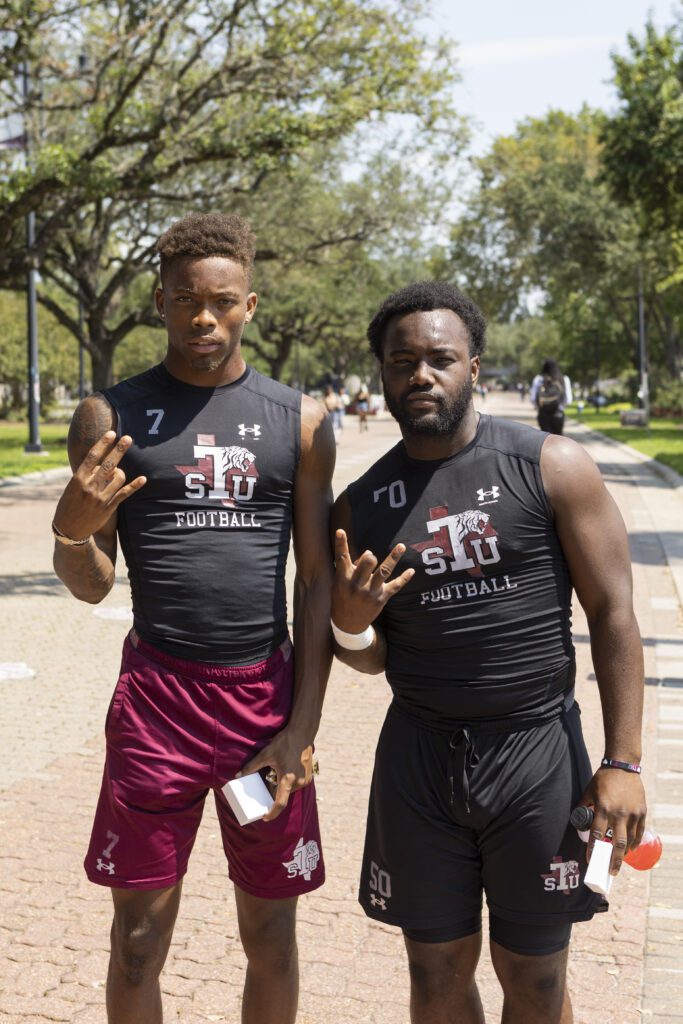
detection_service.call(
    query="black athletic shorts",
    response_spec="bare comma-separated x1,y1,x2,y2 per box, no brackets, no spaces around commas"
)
359,697,605,950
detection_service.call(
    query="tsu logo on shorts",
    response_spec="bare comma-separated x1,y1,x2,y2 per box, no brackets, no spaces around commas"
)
283,837,320,881
541,856,580,894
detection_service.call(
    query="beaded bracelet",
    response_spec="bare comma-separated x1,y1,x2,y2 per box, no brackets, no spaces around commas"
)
51,521,91,546
600,757,642,774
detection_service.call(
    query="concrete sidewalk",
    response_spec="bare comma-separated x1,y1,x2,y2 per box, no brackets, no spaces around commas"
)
0,392,681,1023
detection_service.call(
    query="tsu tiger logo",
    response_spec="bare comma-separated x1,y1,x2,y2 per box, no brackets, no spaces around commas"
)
411,504,501,578
541,857,580,894
451,509,490,539
283,837,320,881
219,445,256,474
175,433,259,507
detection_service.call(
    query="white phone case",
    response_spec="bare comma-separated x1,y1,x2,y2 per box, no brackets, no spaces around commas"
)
222,772,274,826
583,838,614,896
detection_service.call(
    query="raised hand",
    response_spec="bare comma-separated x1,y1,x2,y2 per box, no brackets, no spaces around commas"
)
331,528,414,633
53,431,147,541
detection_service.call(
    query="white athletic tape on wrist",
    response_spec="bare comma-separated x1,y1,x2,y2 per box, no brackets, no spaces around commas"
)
330,621,375,651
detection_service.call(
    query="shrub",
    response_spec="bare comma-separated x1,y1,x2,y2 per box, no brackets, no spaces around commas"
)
651,380,683,418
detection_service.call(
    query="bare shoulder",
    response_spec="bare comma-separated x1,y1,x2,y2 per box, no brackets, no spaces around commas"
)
540,433,605,511
299,393,335,465
67,394,116,469
300,393,327,439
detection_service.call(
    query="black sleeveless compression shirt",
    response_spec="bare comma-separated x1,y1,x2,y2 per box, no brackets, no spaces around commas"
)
347,415,575,724
102,363,300,665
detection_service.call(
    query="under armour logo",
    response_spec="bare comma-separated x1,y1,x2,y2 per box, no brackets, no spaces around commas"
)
238,423,261,438
477,486,500,505
96,858,115,875
369,894,387,910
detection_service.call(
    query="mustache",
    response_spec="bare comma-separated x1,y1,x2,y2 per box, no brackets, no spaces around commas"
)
404,388,442,401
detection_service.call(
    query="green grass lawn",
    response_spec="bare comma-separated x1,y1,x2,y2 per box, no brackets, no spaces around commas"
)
0,421,70,478
567,405,683,477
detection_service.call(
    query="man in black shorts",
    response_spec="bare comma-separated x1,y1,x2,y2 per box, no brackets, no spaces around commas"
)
53,212,335,1024
330,281,646,1023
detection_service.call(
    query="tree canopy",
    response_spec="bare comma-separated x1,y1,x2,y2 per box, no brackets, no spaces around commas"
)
1,1,682,414
601,17,683,234
439,104,682,388
0,0,466,390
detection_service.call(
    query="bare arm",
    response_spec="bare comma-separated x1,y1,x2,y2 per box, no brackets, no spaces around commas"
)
53,394,146,604
330,489,414,674
239,394,336,818
542,434,646,872
288,394,336,742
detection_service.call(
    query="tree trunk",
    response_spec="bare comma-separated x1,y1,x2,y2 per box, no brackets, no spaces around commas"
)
89,344,115,392
662,312,682,379
270,335,294,382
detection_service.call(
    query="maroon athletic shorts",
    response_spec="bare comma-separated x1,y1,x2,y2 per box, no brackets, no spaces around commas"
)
84,633,324,898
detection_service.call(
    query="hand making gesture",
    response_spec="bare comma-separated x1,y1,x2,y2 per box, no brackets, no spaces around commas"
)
331,528,415,633
53,431,147,541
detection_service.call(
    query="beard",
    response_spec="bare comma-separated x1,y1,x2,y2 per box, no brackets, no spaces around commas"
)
189,352,226,372
383,375,473,437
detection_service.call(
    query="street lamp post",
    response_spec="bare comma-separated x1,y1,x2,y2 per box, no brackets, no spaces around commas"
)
594,329,601,414
637,264,650,422
22,62,43,453
24,208,43,451
78,294,86,401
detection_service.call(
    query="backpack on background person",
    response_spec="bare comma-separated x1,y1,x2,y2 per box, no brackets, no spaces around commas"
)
536,376,564,414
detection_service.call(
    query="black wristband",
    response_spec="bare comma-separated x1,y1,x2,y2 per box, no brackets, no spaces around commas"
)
600,757,642,774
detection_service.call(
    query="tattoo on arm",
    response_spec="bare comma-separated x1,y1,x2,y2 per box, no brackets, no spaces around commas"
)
55,394,119,602
53,535,116,602
67,394,116,468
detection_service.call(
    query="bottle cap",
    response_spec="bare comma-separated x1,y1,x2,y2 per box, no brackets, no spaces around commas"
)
570,805,594,830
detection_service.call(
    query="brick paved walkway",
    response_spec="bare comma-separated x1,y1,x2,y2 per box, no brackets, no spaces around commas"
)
0,392,681,1022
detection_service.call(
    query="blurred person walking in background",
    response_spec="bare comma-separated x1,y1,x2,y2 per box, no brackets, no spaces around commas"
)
323,384,344,444
356,383,370,432
530,359,573,435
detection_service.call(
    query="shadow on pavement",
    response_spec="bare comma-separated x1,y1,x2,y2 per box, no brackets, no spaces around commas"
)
574,633,683,649
0,572,67,597
585,673,681,688
628,531,683,565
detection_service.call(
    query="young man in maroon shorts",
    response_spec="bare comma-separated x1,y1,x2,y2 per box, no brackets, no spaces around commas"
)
52,212,335,1024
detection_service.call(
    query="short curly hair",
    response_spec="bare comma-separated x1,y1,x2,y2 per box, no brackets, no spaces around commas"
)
367,281,487,359
156,212,256,283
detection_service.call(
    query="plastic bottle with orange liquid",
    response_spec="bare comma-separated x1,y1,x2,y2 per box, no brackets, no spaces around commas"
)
570,805,663,870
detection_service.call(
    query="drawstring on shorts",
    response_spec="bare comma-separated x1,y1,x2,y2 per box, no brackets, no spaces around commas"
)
448,727,480,814
390,682,577,818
